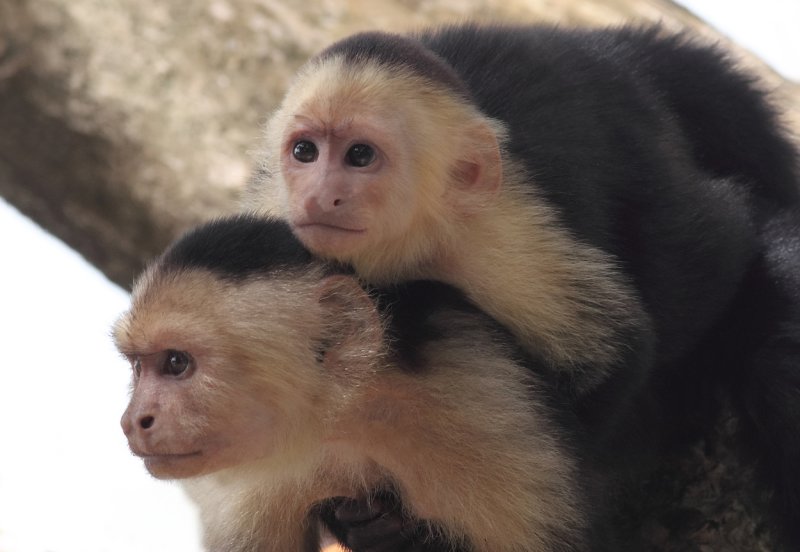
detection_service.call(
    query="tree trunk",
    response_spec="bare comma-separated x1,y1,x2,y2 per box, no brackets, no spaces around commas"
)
1,0,797,289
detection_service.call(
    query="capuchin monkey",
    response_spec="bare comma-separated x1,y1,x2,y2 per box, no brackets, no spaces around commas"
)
114,215,595,552
245,23,800,549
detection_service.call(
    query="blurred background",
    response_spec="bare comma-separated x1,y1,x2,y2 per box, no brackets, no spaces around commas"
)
0,1,798,550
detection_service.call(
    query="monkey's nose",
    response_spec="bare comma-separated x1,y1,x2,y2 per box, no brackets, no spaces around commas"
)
121,411,156,436
305,193,345,215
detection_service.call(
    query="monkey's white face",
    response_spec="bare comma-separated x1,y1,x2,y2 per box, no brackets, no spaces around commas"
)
260,58,503,279
114,272,327,480
118,345,282,480
280,108,418,262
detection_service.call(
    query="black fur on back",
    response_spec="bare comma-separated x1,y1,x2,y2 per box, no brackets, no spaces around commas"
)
593,26,799,208
412,22,800,549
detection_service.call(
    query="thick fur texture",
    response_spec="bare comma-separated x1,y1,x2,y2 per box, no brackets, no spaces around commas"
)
247,23,800,549
115,215,588,552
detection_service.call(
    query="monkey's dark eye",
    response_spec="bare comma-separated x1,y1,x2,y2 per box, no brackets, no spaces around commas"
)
132,358,142,378
292,140,318,163
345,144,376,167
163,350,192,377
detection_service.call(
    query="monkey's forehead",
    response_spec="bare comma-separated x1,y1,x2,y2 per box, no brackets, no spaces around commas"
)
115,268,325,355
311,30,471,101
279,56,481,146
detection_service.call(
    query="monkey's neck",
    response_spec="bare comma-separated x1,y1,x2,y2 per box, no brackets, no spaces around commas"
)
185,451,386,552
440,189,642,388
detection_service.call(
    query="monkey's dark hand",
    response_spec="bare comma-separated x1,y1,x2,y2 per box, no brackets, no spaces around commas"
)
322,493,450,552
333,494,407,552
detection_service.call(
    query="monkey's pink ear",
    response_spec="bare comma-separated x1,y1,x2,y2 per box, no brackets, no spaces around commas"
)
315,275,384,371
450,121,503,214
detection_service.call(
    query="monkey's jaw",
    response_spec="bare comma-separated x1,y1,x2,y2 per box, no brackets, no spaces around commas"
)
291,222,367,257
139,451,204,480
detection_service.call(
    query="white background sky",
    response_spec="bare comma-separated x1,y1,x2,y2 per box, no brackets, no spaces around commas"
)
0,3,798,551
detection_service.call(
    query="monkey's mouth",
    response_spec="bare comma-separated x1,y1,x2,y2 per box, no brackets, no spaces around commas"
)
292,222,367,252
141,451,202,459
294,221,366,234
129,444,202,460
291,220,368,256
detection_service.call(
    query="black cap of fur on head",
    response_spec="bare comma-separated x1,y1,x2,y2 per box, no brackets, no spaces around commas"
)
159,214,339,281
314,30,472,102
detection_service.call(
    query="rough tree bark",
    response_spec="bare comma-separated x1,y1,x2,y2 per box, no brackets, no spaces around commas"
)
0,0,796,550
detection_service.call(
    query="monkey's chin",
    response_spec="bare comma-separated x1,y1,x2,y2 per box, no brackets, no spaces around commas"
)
142,452,205,480
292,223,367,258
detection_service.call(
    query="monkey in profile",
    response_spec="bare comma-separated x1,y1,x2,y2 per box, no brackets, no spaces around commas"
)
245,23,800,548
115,215,597,552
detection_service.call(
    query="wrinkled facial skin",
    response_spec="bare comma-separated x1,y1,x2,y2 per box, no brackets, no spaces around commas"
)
280,108,418,261
267,61,502,275
114,269,336,482
120,348,276,480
